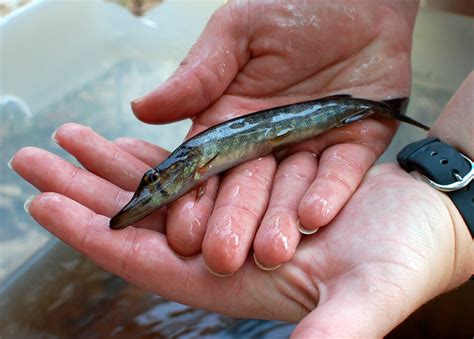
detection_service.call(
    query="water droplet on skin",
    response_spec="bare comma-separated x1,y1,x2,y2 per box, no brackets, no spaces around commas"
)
230,185,241,198
243,169,253,177
273,218,290,252
181,201,200,242
213,215,240,257
266,214,292,253
304,192,333,218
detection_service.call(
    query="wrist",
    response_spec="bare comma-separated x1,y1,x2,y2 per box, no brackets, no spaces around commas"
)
426,72,474,288
397,138,473,295
434,190,474,291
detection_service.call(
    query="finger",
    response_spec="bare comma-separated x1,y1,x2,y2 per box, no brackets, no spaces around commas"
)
25,193,201,303
53,123,151,191
113,137,170,168
112,136,220,248
298,143,376,230
131,2,250,124
253,152,318,269
203,156,277,274
12,147,128,217
163,120,221,257
12,147,166,231
166,176,219,257
162,97,297,256
26,193,294,319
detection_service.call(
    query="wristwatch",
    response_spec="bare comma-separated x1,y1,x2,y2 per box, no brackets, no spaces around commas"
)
397,137,473,238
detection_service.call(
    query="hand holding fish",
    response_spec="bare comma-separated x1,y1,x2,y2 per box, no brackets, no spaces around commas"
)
11,124,472,338
11,0,473,335
129,0,420,274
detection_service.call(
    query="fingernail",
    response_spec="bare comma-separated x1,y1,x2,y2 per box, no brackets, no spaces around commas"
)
296,220,319,235
24,195,36,214
176,254,196,260
7,156,14,170
205,264,234,278
51,129,58,143
171,249,197,260
131,95,147,109
253,252,281,271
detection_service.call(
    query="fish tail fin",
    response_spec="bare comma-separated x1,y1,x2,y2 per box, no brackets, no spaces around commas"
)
381,97,430,131
383,97,409,115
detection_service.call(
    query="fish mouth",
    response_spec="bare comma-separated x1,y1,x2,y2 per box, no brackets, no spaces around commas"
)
109,192,154,230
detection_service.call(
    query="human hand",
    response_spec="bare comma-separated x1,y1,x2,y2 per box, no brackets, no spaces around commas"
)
11,136,472,337
130,0,420,273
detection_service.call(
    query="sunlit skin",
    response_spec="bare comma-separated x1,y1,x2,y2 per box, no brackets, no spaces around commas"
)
127,0,421,272
11,73,473,339
10,1,474,337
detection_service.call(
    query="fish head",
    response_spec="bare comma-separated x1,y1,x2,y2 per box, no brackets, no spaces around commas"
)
109,159,198,230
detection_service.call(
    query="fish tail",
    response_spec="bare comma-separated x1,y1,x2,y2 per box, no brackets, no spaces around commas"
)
381,98,430,131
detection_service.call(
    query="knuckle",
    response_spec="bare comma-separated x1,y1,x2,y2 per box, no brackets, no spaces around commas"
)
120,227,139,272
112,189,130,214
324,173,354,195
79,212,95,250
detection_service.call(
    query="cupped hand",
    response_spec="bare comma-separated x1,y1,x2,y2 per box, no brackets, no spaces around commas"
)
130,0,420,273
11,137,471,337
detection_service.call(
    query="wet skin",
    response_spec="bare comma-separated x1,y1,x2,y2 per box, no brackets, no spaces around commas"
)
17,0,420,274
125,0,420,272
10,73,474,338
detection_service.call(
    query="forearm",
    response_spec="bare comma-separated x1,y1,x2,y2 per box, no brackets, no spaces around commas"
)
429,71,474,159
427,72,474,289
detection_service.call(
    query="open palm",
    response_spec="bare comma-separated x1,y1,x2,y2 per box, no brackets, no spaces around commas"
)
128,0,420,273
12,138,457,337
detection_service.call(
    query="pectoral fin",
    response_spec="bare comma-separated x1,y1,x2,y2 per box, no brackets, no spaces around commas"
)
195,181,207,201
194,152,220,181
337,109,373,127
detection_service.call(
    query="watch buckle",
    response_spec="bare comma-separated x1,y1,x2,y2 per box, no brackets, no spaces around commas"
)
422,153,474,192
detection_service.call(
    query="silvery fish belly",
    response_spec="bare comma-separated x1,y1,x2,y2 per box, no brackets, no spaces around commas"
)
110,94,428,229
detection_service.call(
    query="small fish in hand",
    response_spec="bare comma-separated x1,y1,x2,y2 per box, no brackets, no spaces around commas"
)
110,94,429,229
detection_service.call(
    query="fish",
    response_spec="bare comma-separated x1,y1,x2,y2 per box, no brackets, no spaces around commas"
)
109,94,429,229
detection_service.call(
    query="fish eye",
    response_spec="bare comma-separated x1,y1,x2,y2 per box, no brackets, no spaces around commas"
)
143,170,159,184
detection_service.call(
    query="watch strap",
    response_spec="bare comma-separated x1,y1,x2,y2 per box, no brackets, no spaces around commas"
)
397,138,473,237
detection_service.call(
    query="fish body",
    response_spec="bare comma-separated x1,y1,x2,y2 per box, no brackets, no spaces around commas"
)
110,95,428,229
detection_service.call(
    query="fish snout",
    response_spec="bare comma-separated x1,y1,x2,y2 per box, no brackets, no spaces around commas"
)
109,189,153,230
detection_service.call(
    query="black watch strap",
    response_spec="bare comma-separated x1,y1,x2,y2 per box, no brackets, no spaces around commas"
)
397,137,473,237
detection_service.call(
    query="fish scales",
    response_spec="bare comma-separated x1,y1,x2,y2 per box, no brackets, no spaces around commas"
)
181,100,345,174
110,95,429,229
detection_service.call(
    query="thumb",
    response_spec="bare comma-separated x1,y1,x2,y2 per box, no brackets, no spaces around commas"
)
132,3,250,124
292,284,416,338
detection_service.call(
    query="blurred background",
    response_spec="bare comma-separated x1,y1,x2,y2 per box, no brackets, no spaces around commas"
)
0,0,473,337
